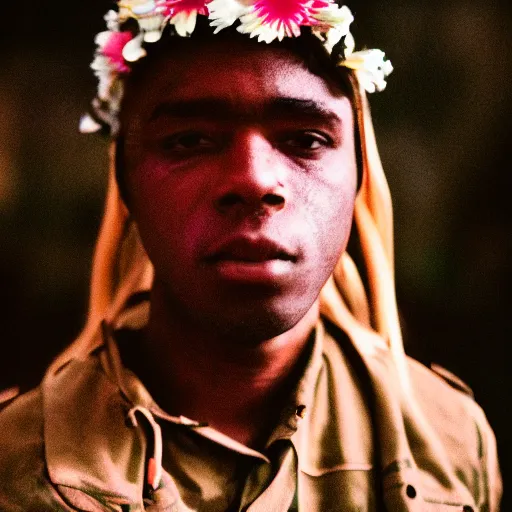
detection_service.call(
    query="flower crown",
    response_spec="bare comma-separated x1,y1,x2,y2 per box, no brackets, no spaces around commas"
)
80,0,393,135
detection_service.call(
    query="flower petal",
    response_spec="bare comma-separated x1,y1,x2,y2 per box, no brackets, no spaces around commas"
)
95,31,112,48
139,15,166,42
171,10,199,36
208,0,251,33
311,3,353,31
340,48,393,93
122,33,147,62
237,0,312,44
344,31,355,56
104,10,120,31
79,114,102,134
318,26,344,54
132,1,157,16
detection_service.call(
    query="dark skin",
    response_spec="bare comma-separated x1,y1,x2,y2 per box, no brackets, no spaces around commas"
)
121,35,358,447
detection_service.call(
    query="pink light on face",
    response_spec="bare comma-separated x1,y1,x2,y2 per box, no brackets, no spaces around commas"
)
157,0,209,18
103,31,134,73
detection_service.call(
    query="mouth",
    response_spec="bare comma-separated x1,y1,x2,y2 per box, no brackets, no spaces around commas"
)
204,237,297,264
204,237,298,283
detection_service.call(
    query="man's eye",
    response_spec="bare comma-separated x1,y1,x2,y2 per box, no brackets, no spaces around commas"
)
159,132,215,152
281,131,333,153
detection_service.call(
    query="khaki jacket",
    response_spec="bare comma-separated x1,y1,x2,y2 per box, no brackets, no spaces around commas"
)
0,310,502,511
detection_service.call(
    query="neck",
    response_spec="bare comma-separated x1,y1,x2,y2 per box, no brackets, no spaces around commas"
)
129,280,319,448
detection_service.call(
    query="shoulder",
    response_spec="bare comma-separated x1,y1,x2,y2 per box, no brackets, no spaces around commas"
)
407,357,502,509
407,356,497,456
0,385,44,462
0,387,72,510
322,319,501,509
407,357,487,426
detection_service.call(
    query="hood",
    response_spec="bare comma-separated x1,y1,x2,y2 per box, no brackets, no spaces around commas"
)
50,73,409,395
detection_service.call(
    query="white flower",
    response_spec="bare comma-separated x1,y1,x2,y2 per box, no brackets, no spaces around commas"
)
312,5,354,53
94,31,113,49
132,1,157,15
344,30,355,55
312,4,353,33
317,25,346,54
91,54,116,102
171,10,199,37
104,10,120,31
79,114,102,134
208,0,251,34
118,0,166,41
236,12,296,43
342,47,393,93
90,54,109,74
240,18,291,43
119,0,157,17
122,33,147,62
138,14,166,42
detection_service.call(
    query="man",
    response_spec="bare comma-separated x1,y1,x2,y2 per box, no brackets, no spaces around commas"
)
0,1,502,510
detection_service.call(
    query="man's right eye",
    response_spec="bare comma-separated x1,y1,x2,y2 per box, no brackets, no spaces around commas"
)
158,132,216,152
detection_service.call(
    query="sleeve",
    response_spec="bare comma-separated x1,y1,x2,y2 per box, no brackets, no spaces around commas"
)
429,363,502,511
468,398,502,512
0,388,76,511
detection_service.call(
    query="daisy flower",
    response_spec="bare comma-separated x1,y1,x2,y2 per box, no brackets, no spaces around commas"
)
98,31,134,73
119,0,158,19
311,4,353,54
157,0,209,37
91,29,133,106
122,33,148,62
311,3,353,33
208,0,251,34
341,32,393,93
119,0,166,42
237,0,315,43
91,54,115,102
104,10,121,31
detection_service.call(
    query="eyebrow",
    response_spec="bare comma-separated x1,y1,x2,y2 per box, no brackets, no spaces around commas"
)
148,97,342,126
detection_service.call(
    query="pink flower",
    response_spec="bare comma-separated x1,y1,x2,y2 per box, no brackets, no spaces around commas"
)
235,0,316,42
252,0,314,32
157,0,209,18
102,31,133,73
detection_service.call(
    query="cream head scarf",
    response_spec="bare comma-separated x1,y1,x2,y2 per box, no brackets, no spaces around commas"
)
52,0,408,394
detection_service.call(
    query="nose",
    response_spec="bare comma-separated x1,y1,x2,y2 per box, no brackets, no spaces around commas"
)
213,131,287,217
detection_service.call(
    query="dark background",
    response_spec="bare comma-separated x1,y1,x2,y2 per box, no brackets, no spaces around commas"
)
0,0,510,506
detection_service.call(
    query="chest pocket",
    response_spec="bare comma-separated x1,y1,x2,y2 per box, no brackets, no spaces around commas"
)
297,468,378,511
383,484,478,511
382,465,478,512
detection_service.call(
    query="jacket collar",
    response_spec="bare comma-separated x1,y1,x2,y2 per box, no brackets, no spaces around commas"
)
40,295,331,506
41,296,475,510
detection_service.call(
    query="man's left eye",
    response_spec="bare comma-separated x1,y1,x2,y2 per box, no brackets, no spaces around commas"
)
280,131,333,152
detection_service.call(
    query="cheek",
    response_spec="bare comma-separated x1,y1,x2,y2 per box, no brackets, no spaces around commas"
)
309,184,356,258
125,156,211,264
300,153,358,260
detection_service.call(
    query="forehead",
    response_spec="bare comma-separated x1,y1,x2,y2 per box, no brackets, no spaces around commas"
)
121,37,351,126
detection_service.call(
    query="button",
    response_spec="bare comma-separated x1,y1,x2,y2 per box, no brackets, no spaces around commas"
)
295,405,307,418
406,485,417,499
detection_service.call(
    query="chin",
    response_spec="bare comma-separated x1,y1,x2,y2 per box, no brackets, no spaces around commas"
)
204,299,315,345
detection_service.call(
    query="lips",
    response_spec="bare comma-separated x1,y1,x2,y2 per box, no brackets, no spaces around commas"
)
204,237,297,264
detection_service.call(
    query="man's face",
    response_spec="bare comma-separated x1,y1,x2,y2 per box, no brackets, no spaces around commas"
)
122,36,358,341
